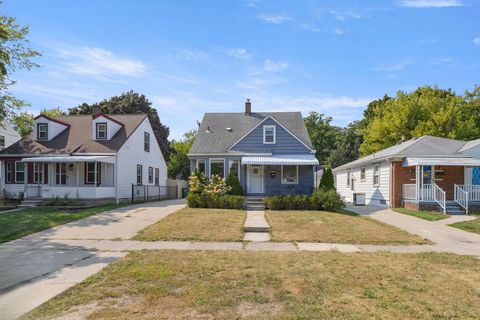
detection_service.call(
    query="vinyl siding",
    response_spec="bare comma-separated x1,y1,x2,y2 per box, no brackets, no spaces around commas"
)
231,118,311,154
335,160,391,206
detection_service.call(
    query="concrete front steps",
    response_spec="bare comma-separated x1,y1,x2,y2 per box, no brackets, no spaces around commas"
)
18,198,44,208
439,201,466,215
245,197,265,211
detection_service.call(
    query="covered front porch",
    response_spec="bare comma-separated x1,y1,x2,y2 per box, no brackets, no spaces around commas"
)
241,154,319,196
399,157,480,214
21,156,116,200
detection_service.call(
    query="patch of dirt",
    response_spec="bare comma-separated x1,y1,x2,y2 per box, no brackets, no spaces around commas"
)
236,301,284,319
52,301,98,320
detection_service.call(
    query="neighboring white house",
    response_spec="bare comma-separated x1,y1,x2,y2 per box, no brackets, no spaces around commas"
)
0,111,167,203
0,121,21,151
333,135,480,214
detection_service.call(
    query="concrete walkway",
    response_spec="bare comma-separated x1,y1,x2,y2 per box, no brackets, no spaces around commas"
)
346,204,480,248
243,210,271,241
0,199,185,320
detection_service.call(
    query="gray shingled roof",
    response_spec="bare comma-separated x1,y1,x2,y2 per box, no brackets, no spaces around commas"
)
0,114,147,155
334,135,475,171
189,112,313,154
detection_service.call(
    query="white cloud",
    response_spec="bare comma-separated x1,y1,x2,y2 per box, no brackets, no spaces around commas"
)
329,9,362,21
474,37,480,45
57,46,146,78
259,14,294,24
301,23,322,33
263,60,288,73
245,0,260,7
374,59,413,72
332,27,344,35
226,48,252,60
172,49,208,61
398,0,463,8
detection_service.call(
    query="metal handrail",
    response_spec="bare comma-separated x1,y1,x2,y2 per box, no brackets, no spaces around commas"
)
433,183,446,214
454,184,469,215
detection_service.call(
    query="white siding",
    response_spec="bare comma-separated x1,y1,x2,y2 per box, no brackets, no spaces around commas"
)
92,116,122,140
335,160,391,206
33,117,68,141
116,118,167,200
0,122,20,151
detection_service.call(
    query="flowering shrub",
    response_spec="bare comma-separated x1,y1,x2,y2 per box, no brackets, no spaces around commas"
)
188,170,207,194
202,175,232,196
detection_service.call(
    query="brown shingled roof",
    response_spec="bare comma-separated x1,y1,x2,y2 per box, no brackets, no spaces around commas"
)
0,114,147,155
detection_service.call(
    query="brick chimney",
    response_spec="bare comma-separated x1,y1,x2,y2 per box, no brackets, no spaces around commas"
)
245,99,251,115
92,106,102,116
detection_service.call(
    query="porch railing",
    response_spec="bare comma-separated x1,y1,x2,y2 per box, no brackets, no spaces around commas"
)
455,184,480,202
25,185,42,198
433,183,446,214
402,184,416,200
264,184,314,196
454,184,469,215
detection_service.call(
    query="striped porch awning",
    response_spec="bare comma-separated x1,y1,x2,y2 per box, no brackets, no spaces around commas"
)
241,154,319,166
403,157,480,167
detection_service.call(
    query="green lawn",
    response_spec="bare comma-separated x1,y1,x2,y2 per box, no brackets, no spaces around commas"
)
449,216,480,234
0,204,125,243
266,210,428,244
393,208,450,221
133,208,246,242
25,251,480,320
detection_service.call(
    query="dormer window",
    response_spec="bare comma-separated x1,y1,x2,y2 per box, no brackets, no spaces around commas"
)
263,125,276,144
37,123,48,140
96,122,107,140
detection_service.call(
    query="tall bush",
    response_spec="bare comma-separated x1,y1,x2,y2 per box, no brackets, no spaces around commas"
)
202,175,231,196
319,166,335,191
188,170,207,194
226,174,243,195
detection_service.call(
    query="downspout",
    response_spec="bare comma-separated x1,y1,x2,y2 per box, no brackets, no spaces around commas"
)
115,154,119,205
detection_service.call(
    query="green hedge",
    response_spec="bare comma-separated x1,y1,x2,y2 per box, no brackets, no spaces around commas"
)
264,189,344,211
186,194,244,210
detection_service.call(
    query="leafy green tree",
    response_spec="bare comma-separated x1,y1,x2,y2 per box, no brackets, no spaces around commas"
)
167,129,196,179
0,15,41,120
319,166,335,191
226,174,243,195
11,111,33,137
327,121,363,168
359,86,480,155
11,107,67,137
40,107,65,117
69,91,171,159
304,112,341,165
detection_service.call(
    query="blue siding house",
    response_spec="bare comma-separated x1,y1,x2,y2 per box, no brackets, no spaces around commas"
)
188,100,319,196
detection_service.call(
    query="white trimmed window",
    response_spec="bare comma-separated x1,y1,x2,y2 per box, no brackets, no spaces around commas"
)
37,123,48,140
96,123,107,139
360,168,366,181
281,165,298,184
347,170,350,186
148,167,153,184
0,135,4,148
263,125,276,144
210,159,225,178
373,164,380,186
196,159,206,174
15,161,24,183
155,168,159,186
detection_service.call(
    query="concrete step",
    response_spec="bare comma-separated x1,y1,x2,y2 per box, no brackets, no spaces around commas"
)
243,211,270,233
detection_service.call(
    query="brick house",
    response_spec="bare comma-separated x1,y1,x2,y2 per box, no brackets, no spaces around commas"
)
333,136,480,214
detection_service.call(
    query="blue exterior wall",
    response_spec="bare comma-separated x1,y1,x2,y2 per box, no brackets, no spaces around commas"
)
231,118,311,154
188,157,314,196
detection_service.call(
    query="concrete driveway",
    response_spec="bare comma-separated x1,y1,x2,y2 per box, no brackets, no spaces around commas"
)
0,199,185,320
346,204,480,254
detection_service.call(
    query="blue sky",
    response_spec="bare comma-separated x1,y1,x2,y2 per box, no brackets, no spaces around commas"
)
3,0,480,140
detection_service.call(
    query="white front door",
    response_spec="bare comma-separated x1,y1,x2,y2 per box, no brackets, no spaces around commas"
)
248,165,264,194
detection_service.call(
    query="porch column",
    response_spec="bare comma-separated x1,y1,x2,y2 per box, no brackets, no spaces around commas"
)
94,161,97,197
76,163,80,198
24,162,27,198
416,165,420,201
